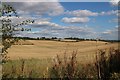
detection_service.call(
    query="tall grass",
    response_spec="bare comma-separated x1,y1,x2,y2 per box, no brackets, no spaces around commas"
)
95,48,120,80
2,48,120,79
50,51,98,79
50,51,79,79
2,58,52,79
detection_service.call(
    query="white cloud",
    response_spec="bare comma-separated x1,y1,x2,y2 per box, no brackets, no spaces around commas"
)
2,0,59,2
5,2,64,16
100,10,118,16
61,17,90,23
117,10,120,16
115,26,120,31
109,18,119,23
66,10,98,17
25,21,96,38
101,27,119,40
0,16,34,26
64,10,118,24
14,18,96,38
110,0,119,6
102,30,112,34
32,20,61,28
66,9,118,17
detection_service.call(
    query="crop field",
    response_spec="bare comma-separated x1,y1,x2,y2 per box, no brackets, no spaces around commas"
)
2,40,120,78
7,40,119,64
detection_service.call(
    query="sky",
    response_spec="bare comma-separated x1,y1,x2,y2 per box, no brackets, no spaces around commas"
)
1,1,119,40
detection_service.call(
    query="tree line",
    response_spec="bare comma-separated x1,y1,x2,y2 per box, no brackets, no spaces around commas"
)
13,36,120,42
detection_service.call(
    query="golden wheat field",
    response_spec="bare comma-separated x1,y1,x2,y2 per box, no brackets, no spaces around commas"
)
7,40,119,64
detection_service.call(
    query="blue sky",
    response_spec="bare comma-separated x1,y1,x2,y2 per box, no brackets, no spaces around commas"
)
3,2,119,40
54,2,117,30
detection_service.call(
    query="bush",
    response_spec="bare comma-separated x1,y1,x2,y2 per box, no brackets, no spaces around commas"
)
95,48,120,80
49,51,90,79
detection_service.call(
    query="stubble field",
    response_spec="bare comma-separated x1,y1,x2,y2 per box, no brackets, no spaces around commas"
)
7,40,118,64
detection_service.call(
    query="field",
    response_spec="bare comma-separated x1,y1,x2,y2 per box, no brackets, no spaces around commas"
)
7,40,118,64
2,40,120,78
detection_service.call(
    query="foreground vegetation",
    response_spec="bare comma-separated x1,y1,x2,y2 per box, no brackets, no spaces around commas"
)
2,48,120,79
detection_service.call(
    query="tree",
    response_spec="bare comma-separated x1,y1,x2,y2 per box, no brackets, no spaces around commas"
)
0,3,34,62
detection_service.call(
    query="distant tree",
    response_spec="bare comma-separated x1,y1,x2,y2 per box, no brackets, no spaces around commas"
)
37,37,39,40
51,37,57,40
40,37,46,40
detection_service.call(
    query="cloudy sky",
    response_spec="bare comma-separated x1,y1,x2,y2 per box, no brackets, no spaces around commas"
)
3,1,119,40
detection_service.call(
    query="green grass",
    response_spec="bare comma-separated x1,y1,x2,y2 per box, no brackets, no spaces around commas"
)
2,58,52,78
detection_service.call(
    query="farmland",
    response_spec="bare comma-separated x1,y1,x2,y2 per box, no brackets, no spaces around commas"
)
7,40,118,64
2,40,120,78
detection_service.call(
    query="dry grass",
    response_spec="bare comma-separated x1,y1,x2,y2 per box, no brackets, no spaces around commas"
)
2,58,52,78
2,47,120,79
7,40,118,64
13,39,34,45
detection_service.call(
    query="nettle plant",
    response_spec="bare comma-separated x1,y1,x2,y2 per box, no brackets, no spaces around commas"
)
0,3,34,62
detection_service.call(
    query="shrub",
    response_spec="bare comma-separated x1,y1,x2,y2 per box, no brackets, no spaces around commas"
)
95,48,120,80
49,51,88,79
